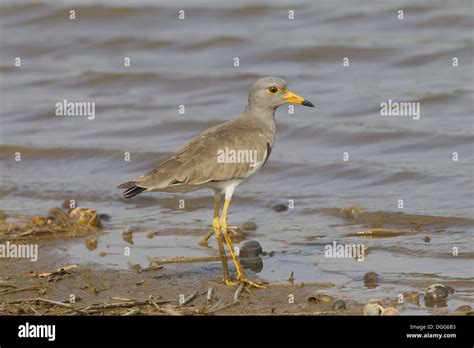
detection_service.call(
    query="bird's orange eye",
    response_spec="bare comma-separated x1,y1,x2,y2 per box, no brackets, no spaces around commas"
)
268,86,279,94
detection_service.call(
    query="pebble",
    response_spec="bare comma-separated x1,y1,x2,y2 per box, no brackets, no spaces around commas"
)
402,291,421,305
272,204,288,212
455,305,471,313
85,237,98,251
363,303,384,316
340,205,364,220
382,307,400,316
68,207,100,227
424,284,449,304
363,271,379,289
241,221,257,231
363,271,378,283
239,240,262,258
122,227,134,245
99,213,111,221
308,294,333,304
332,300,346,310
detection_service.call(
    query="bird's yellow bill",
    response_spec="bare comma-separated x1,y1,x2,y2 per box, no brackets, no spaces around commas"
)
283,91,314,107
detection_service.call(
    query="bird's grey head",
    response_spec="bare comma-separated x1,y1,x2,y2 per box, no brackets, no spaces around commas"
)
246,77,314,113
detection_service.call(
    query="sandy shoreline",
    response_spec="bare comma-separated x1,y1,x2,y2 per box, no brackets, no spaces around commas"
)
0,240,368,316
0,206,472,316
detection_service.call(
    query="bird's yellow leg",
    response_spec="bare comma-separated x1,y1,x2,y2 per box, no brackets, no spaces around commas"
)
198,195,219,246
209,194,234,285
220,199,265,289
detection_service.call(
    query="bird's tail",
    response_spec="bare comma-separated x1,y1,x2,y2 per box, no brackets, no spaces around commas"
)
117,181,147,199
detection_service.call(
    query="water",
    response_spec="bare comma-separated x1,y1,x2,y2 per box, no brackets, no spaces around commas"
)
1,0,473,314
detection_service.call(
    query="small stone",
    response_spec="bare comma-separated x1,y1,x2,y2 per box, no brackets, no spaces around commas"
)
128,262,142,271
363,303,383,316
99,213,111,221
239,240,262,258
272,204,288,212
455,305,471,313
122,228,134,245
85,237,98,251
363,271,378,283
287,271,294,284
424,284,449,304
308,294,333,304
241,221,257,231
68,207,100,227
363,271,378,288
30,216,47,226
382,307,400,316
402,291,421,305
332,300,346,310
424,284,450,308
340,205,364,220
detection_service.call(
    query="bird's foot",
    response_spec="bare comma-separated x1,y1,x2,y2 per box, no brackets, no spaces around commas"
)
198,230,213,247
238,276,266,289
223,278,236,286
198,238,209,247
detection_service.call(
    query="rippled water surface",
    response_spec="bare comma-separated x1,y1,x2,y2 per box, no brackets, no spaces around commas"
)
1,0,473,314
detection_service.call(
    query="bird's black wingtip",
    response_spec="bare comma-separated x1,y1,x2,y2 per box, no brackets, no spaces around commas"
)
122,185,146,199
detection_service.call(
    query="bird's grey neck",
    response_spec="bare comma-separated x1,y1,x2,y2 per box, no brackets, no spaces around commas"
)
243,104,276,131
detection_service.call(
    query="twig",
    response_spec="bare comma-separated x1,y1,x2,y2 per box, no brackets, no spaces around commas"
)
3,297,72,308
149,255,231,265
28,304,42,316
35,298,72,308
37,265,78,278
234,283,245,302
111,297,133,302
180,291,199,306
79,300,169,313
0,279,16,288
149,301,183,316
206,287,214,305
345,228,417,237
122,308,141,316
208,300,223,312
0,285,43,296
208,300,239,313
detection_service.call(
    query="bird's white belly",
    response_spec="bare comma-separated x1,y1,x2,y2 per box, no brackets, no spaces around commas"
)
243,148,268,179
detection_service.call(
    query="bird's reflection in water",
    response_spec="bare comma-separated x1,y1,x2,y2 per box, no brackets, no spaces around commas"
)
239,240,264,273
240,256,263,273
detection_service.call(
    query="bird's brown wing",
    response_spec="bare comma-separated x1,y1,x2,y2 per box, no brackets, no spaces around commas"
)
129,117,273,190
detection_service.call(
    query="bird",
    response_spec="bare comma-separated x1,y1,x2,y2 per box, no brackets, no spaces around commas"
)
118,77,314,288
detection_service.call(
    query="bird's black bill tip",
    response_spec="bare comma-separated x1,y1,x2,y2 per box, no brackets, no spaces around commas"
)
302,100,314,107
